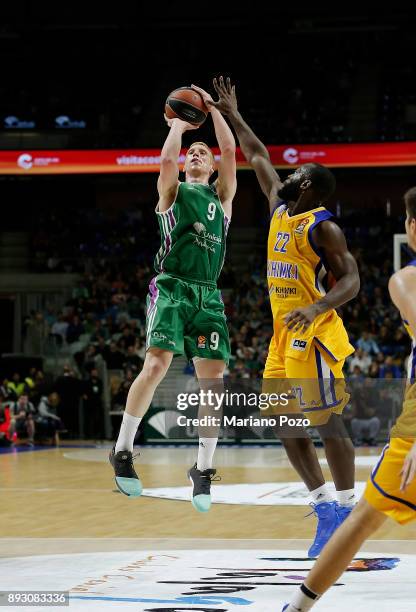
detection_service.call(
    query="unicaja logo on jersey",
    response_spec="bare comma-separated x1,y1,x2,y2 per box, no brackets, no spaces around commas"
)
193,222,206,234
283,148,299,164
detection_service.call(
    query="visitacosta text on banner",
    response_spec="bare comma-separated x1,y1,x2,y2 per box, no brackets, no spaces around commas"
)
1,141,416,174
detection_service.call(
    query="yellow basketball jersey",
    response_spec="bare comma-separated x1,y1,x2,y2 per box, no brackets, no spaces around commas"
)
267,202,353,361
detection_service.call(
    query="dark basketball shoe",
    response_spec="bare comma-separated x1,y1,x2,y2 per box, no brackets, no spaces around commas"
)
188,463,220,513
109,447,143,497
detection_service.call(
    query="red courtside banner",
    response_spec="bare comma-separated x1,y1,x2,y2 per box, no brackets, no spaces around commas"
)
0,142,416,174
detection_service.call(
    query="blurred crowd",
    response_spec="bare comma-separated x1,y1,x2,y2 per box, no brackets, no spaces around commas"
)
10,204,412,445
0,369,64,447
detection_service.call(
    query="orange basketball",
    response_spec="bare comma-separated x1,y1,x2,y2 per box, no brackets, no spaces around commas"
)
165,87,208,126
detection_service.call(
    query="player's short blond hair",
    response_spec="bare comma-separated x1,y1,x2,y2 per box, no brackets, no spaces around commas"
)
188,141,215,168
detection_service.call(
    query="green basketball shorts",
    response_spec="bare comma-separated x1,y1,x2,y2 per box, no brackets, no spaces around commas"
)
146,273,230,363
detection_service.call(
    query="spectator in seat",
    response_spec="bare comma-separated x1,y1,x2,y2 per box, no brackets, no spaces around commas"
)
113,369,136,409
51,313,69,345
117,325,136,350
379,355,401,378
10,394,36,446
54,365,83,437
25,312,49,354
37,392,63,445
24,368,37,396
66,314,85,344
31,370,49,406
356,330,380,356
378,325,395,355
350,365,365,382
95,336,108,357
83,344,102,372
351,382,381,446
348,349,371,375
123,344,143,371
0,390,12,446
7,373,25,400
44,305,57,327
103,341,125,369
82,368,104,439
0,380,13,402
91,320,109,343
368,362,380,378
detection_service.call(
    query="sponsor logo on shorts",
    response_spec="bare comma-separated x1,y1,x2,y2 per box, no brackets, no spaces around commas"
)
197,335,206,349
294,217,310,234
153,331,167,340
291,339,307,350
152,331,175,347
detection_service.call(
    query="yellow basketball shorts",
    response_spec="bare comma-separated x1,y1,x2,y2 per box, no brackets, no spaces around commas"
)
364,437,416,525
263,334,349,426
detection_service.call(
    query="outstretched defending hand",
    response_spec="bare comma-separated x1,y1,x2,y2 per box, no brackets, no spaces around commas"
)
164,114,199,131
192,77,238,117
212,76,238,116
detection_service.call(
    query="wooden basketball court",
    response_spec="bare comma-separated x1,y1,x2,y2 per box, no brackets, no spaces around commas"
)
1,444,415,611
1,444,415,545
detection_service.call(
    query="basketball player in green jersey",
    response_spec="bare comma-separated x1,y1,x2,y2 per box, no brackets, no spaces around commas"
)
110,86,237,512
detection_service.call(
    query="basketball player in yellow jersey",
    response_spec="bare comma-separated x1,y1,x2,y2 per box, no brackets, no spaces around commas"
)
210,77,360,557
282,186,416,612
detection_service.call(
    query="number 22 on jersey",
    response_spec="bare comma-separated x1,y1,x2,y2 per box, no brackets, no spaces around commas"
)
274,232,290,253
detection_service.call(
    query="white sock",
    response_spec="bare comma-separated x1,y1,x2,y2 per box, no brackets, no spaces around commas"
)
286,583,320,611
197,437,218,471
310,483,334,504
337,488,356,507
115,412,142,453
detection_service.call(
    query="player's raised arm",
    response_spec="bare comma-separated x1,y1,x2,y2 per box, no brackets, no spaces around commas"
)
191,84,236,217
158,117,197,211
211,76,282,213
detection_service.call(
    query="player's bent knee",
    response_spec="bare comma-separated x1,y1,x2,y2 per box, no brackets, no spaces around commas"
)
143,351,172,382
143,362,169,382
194,359,226,380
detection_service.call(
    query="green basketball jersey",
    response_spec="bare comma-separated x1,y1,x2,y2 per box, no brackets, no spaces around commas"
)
154,182,230,286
